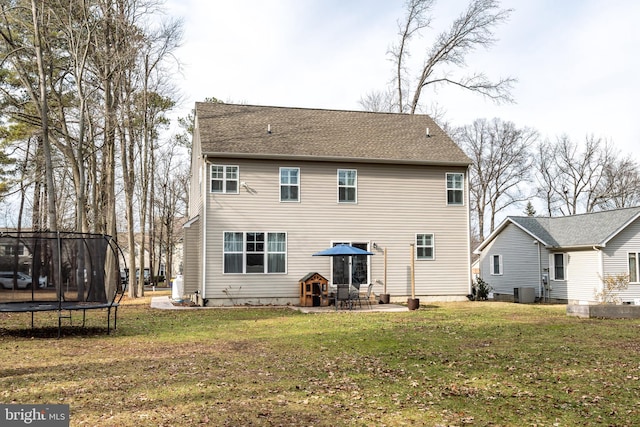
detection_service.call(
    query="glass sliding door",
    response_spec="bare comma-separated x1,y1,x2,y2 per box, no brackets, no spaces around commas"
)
331,242,350,285
351,243,369,287
331,242,370,287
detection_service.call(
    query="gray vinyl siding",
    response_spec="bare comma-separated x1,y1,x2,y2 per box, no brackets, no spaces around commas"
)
603,217,640,302
478,223,542,296
201,158,470,304
182,216,201,294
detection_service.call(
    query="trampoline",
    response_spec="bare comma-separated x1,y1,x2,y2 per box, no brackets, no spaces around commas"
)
0,231,124,337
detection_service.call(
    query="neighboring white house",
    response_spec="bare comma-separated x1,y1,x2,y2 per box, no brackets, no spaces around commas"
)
183,103,473,306
474,207,640,304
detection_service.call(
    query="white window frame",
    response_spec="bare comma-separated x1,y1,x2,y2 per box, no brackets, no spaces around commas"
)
223,232,287,274
490,254,503,275
550,253,568,281
415,233,435,260
1,244,25,256
330,241,371,286
628,252,639,283
279,167,300,202
210,165,239,194
337,169,357,203
446,172,464,206
267,233,287,273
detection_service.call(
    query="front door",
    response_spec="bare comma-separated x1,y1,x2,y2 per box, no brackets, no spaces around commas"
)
331,242,369,287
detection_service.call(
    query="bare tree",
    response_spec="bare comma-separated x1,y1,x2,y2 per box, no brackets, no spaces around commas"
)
153,144,188,283
456,118,537,240
593,155,640,210
363,0,515,114
390,0,434,112
358,88,396,113
534,140,558,217
534,135,615,216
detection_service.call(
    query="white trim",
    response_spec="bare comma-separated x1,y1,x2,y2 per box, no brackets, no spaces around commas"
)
466,165,472,295
337,169,357,204
279,167,301,203
445,172,464,206
329,240,371,286
601,211,640,246
210,164,240,194
201,159,208,300
475,218,549,254
490,254,503,275
549,252,568,281
222,231,288,275
628,251,639,284
415,233,435,260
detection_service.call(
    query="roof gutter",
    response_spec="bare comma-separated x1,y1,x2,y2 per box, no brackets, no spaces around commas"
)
201,152,471,167
545,244,605,251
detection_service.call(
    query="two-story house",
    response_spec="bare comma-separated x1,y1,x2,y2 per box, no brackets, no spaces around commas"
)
183,103,472,306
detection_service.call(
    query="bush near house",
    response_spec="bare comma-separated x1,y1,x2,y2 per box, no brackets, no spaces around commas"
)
470,276,492,300
595,273,630,304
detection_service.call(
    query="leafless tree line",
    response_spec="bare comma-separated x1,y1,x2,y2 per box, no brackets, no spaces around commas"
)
0,0,188,298
455,118,640,242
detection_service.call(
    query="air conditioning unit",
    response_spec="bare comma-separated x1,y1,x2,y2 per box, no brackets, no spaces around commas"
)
514,287,535,303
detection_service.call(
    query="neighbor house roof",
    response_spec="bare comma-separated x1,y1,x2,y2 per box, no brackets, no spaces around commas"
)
194,103,471,166
475,206,640,252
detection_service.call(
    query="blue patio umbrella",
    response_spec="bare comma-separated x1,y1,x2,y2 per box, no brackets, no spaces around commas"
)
312,244,374,257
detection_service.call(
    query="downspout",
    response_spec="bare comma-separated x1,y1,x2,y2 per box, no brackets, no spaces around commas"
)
535,240,542,301
465,165,472,296
201,156,207,303
594,246,603,299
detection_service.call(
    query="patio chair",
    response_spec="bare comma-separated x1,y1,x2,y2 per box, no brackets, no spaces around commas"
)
336,284,352,310
357,283,374,309
349,283,361,308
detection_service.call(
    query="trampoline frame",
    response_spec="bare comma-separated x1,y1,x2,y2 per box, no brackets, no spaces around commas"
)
0,231,125,337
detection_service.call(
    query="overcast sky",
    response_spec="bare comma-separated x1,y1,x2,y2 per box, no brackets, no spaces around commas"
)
164,0,640,158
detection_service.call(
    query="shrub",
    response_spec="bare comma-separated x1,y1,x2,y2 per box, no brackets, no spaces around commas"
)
471,277,492,301
595,273,629,304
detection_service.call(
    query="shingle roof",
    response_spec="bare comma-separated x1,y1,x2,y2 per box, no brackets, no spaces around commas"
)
194,103,471,165
509,207,640,248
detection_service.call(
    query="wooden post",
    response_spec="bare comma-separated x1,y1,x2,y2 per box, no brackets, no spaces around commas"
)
383,247,387,295
410,244,415,299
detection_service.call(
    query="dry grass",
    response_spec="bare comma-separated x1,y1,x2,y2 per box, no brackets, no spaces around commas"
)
1,296,640,426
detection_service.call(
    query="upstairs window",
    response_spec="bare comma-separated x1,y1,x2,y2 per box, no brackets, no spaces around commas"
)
211,165,239,193
446,173,464,205
280,167,300,202
416,234,435,260
338,169,357,203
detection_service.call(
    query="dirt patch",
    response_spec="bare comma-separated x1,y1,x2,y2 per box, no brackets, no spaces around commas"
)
171,300,199,307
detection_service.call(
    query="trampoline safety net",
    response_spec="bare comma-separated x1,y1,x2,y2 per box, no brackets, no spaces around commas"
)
0,231,120,305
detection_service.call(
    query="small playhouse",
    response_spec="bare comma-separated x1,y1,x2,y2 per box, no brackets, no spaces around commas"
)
0,231,123,336
299,272,329,307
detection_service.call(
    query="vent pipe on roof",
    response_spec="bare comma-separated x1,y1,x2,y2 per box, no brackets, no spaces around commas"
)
426,127,430,137
267,124,272,134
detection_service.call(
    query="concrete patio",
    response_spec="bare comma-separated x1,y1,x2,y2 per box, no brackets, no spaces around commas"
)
150,296,409,313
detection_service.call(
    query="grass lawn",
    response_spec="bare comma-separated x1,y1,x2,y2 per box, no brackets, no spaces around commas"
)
1,293,640,426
